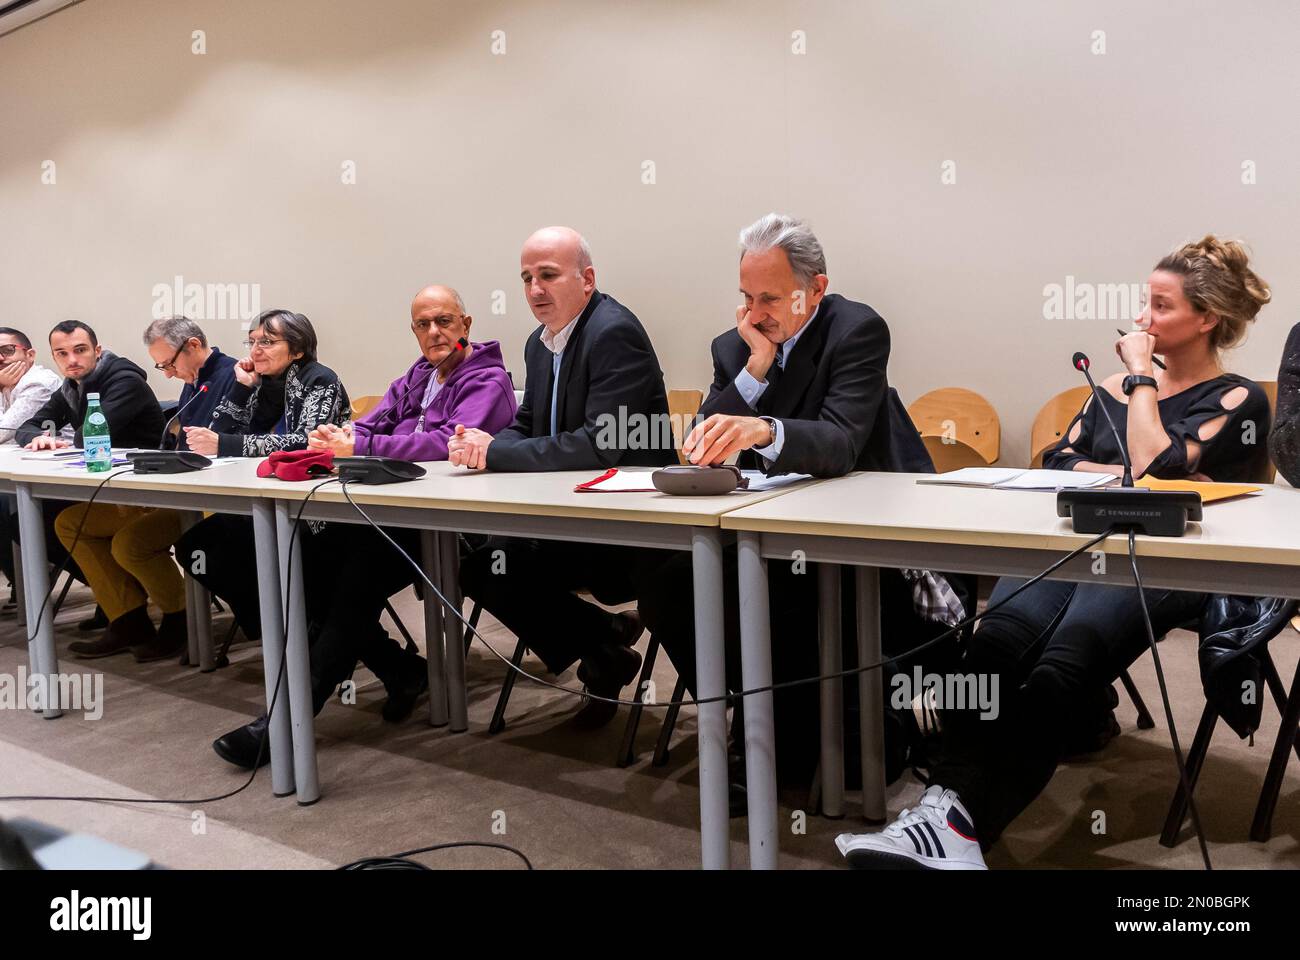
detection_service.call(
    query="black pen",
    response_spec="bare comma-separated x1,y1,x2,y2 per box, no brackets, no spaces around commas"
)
1115,328,1167,370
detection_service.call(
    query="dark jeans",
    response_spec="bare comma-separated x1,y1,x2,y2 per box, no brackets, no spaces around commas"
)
458,537,639,675
178,515,423,713
932,576,1206,849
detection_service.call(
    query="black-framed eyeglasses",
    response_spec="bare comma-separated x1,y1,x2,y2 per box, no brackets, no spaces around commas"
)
243,337,286,350
153,342,186,372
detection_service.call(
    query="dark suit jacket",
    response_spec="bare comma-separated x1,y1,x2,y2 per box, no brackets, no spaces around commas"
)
486,289,673,472
699,292,893,477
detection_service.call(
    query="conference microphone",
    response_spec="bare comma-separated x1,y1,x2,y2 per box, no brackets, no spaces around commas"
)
158,383,209,451
1056,351,1201,537
128,384,214,474
1072,351,1132,486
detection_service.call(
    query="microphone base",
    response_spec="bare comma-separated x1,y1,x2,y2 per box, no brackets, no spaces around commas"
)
1057,487,1203,537
127,451,212,474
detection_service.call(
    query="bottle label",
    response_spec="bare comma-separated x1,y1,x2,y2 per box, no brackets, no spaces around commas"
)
84,435,112,463
87,412,106,427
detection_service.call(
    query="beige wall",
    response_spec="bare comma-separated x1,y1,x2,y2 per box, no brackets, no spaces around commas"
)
2,0,1297,465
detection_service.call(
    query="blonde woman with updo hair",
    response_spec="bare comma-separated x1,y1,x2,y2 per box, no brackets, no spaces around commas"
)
837,236,1273,871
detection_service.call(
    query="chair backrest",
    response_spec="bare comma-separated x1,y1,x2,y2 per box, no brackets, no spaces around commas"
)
667,389,704,465
1029,385,1092,468
1255,379,1278,484
351,395,383,419
907,387,1000,466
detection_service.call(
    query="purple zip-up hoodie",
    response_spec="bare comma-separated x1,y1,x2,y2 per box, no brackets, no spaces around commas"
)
352,340,517,461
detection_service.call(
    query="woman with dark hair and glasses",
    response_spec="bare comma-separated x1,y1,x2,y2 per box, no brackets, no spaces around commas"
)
182,309,350,456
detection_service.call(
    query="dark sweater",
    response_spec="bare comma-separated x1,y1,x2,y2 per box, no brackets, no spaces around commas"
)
210,359,350,457
1046,373,1271,483
15,350,164,449
1268,323,1300,486
167,346,240,451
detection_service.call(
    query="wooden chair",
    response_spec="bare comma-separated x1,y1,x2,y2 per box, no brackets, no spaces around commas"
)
351,395,383,419
1029,385,1092,467
907,388,1000,471
667,389,703,465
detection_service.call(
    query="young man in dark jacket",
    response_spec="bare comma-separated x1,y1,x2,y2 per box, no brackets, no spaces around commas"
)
8,320,164,587
17,320,164,450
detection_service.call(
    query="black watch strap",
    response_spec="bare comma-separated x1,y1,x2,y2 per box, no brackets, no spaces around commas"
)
1122,374,1158,396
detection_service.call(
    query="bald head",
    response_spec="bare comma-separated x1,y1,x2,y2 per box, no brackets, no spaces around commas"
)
520,226,596,332
412,284,465,315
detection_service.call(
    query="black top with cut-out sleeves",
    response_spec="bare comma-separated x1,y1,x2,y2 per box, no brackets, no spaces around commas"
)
1045,373,1271,483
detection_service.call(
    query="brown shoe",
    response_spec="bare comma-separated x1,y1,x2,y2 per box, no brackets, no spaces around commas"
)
133,610,188,663
69,606,155,659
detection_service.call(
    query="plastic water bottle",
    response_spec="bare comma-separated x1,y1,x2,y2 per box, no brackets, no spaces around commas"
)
83,393,112,473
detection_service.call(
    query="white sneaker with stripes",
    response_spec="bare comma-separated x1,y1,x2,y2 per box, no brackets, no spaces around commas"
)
835,785,987,870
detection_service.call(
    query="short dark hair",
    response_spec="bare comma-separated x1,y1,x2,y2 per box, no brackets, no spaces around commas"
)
252,309,317,364
49,319,98,347
0,327,33,350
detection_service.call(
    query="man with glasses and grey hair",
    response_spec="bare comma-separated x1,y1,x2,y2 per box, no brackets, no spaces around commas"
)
142,315,239,450
50,316,237,662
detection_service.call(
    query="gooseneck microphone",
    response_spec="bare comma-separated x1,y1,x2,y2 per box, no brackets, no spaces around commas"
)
1071,352,1132,486
158,384,209,450
1057,352,1200,537
129,383,214,474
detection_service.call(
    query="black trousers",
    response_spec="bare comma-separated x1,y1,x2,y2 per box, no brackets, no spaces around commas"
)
4,497,86,586
635,547,949,782
299,522,423,712
178,515,422,713
932,576,1206,849
458,537,639,675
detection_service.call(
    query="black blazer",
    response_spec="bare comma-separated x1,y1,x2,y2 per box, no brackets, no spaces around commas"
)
487,289,672,471
700,292,893,477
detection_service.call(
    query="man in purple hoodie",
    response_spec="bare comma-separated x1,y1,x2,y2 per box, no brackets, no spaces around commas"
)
310,284,517,460
209,284,517,770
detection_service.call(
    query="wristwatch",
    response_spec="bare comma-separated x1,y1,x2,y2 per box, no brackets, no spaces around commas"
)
1122,374,1158,396
760,416,778,448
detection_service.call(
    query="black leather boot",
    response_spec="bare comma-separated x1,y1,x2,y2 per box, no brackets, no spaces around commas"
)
212,714,271,769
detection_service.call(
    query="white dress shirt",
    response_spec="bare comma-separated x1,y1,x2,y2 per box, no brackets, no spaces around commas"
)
540,311,583,436
733,304,821,463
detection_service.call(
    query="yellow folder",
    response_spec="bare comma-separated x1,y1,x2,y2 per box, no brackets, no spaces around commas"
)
1133,476,1261,504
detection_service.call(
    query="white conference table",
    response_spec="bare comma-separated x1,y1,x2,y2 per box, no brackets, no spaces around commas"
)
721,471,1300,869
1,449,812,870
252,462,813,869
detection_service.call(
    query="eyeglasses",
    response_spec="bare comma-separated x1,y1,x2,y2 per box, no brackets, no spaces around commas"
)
242,337,286,350
153,343,186,371
411,315,465,334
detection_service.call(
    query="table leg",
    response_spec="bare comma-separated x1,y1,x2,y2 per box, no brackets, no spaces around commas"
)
183,575,201,668
818,562,845,819
251,500,294,797
420,530,449,727
738,531,778,869
439,531,468,733
13,539,26,629
16,484,60,719
180,512,215,672
692,528,730,870
855,566,886,823
274,500,319,804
